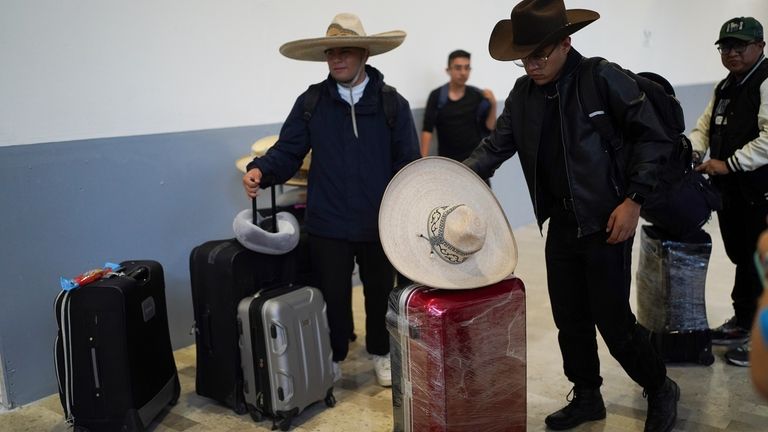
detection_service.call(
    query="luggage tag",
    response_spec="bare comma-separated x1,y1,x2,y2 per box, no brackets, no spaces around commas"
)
59,262,122,291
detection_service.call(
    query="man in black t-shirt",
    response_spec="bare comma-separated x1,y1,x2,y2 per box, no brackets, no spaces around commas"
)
421,50,497,161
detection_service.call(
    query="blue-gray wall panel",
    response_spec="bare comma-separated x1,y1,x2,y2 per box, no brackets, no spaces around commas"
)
0,124,282,405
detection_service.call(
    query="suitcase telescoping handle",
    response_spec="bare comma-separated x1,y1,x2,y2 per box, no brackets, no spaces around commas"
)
124,265,150,284
252,176,278,233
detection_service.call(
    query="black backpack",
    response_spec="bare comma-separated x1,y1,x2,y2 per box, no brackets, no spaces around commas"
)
578,57,721,241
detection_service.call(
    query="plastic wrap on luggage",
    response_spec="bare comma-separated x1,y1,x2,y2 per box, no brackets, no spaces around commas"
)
636,225,712,332
386,278,526,432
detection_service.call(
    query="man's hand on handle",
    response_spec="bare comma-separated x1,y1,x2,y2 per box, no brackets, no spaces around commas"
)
242,168,263,199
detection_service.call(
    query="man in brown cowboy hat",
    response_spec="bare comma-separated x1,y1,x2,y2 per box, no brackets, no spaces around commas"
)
465,0,679,430
242,13,419,388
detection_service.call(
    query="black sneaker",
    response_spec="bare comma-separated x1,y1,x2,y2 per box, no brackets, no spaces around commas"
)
544,387,606,430
710,316,750,345
644,377,680,432
724,339,751,367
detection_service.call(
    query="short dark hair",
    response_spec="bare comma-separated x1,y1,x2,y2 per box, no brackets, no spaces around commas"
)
448,49,471,67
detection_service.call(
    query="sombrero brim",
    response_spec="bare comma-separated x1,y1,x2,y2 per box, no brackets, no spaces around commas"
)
489,9,599,61
280,31,406,62
235,156,308,187
235,135,310,187
379,157,518,290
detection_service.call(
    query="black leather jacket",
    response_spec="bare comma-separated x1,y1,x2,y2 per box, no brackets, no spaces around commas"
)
465,48,670,237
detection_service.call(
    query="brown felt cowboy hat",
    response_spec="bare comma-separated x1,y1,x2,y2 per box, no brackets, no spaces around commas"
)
489,0,599,61
280,13,406,62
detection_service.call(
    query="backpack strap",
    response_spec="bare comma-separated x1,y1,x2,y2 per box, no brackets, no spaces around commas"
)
381,84,398,130
467,85,492,134
303,83,323,122
578,57,622,154
437,83,450,111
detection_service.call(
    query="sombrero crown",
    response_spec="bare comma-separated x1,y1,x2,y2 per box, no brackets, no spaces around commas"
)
280,13,406,62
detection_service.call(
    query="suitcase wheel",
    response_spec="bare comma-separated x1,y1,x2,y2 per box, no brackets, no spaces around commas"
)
248,408,263,423
235,402,248,415
324,389,336,407
699,349,715,366
277,417,292,431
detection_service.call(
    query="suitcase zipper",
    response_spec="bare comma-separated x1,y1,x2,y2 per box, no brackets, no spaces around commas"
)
57,290,75,423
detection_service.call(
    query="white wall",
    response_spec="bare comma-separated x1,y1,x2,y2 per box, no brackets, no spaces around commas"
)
1,0,766,146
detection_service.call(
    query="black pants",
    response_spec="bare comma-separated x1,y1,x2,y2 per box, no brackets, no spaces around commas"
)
545,209,666,391
717,188,767,329
309,235,395,362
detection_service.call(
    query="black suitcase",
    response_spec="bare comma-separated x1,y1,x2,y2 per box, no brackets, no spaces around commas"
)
189,189,310,414
636,225,715,365
54,260,180,432
646,329,714,366
189,238,290,413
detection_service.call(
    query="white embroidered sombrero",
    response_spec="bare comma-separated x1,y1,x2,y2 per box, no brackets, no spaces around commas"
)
279,13,406,62
236,135,311,188
379,157,517,289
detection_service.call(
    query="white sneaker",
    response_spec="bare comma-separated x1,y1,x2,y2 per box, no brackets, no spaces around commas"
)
332,362,342,383
373,354,392,387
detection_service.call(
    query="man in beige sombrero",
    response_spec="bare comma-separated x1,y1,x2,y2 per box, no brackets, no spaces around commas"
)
242,13,419,387
464,0,679,431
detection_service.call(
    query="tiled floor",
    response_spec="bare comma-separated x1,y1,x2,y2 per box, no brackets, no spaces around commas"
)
2,218,768,431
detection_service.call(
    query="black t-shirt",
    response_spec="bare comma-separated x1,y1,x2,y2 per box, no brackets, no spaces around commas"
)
538,84,570,210
423,87,489,161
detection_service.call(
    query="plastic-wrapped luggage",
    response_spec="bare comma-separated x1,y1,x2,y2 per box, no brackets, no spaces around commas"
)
386,277,526,432
636,225,715,365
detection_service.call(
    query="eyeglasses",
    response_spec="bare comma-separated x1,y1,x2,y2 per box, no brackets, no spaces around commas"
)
717,41,757,55
514,44,559,68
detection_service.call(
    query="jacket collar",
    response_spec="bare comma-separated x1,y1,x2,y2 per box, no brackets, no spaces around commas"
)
325,65,384,100
537,46,582,94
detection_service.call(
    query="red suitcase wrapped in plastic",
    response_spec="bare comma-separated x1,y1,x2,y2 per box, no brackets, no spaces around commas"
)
387,277,526,432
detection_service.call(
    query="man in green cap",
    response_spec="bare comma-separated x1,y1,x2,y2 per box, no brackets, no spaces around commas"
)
690,16,768,367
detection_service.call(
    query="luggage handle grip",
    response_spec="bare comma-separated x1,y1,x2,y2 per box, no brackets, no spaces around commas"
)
252,176,278,233
124,266,150,285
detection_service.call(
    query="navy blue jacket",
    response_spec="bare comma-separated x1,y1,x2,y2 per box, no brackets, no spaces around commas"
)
247,65,420,242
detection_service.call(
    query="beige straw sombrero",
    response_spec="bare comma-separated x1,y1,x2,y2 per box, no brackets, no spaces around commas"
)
379,157,518,290
279,13,406,62
236,135,311,188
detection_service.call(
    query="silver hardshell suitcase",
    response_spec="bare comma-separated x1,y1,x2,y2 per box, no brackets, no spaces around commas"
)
237,285,336,431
